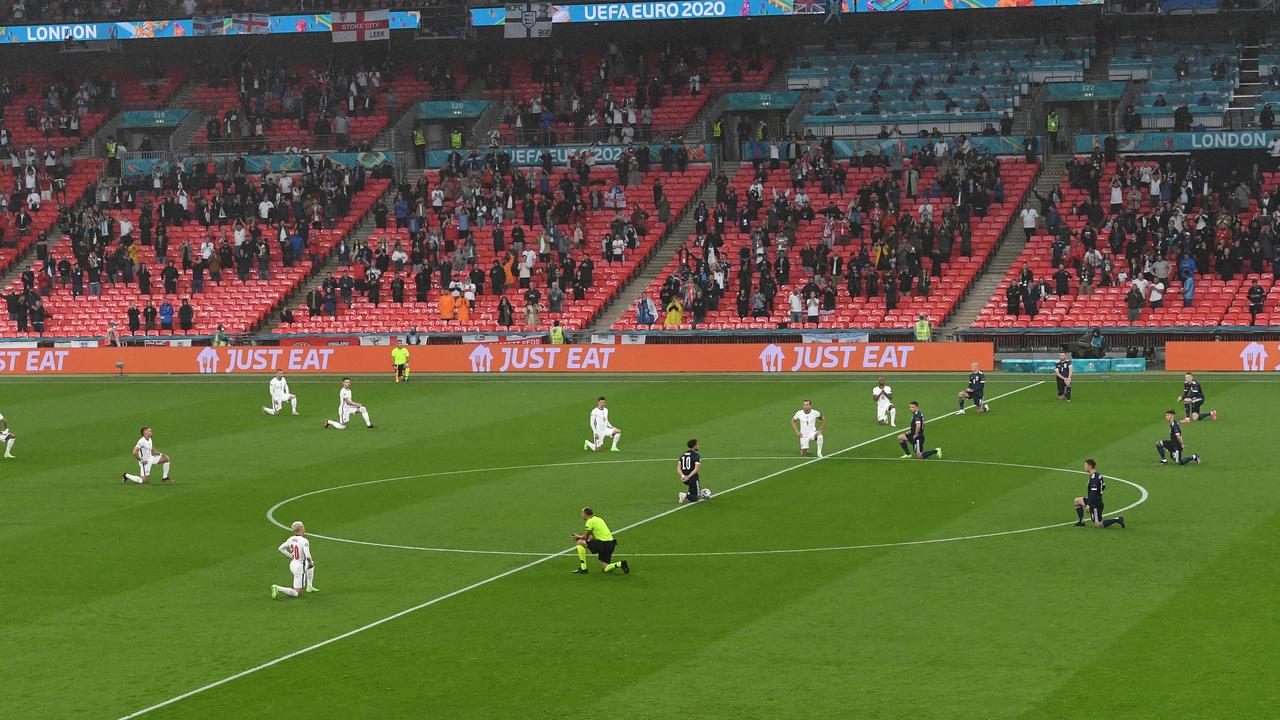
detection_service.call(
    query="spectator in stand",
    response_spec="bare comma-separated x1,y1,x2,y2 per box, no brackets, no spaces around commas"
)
178,299,194,332
158,299,175,332
1248,279,1266,325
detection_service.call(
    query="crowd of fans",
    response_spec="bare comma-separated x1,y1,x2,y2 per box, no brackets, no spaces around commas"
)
2,153,382,335
291,144,678,328
636,134,1007,328
1003,151,1280,325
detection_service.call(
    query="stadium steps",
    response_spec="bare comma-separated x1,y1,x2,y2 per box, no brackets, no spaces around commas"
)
942,155,1064,335
254,183,398,335
1231,44,1261,110
583,168,723,333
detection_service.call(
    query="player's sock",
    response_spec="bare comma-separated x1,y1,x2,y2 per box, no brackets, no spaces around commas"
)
279,587,299,598
889,408,896,425
1183,403,1192,419
921,449,938,459
290,397,298,413
1196,412,1212,421
611,433,621,449
262,406,277,415
815,435,824,456
604,561,622,573
1178,454,1196,466
1075,505,1085,521
959,399,966,410
161,462,170,480
899,440,910,454
4,438,14,454
328,421,347,429
1156,442,1166,460
1101,517,1122,528
123,473,145,484
584,439,594,451
359,408,372,427
576,545,588,570
1064,386,1072,400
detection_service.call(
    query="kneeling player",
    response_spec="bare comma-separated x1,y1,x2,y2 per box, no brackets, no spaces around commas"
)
872,377,896,425
271,521,318,599
1054,353,1072,401
958,363,990,413
791,399,825,457
584,396,622,452
678,438,704,503
1157,409,1200,466
0,410,17,458
323,378,374,429
897,401,941,459
571,507,628,575
1177,373,1217,423
1074,459,1125,528
262,370,299,416
122,426,171,484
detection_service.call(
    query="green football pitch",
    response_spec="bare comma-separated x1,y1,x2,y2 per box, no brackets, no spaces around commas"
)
2,372,1276,719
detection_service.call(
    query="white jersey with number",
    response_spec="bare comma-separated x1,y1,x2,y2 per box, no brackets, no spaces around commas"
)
270,376,291,400
872,385,894,410
590,407,613,433
279,535,312,587
793,409,822,435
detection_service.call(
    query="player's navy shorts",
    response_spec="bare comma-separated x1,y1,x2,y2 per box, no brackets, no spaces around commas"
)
911,437,925,454
969,388,984,402
1088,500,1104,523
586,539,617,562
1188,400,1203,415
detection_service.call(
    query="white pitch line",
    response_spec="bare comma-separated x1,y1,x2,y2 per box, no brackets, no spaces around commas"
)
116,380,1045,720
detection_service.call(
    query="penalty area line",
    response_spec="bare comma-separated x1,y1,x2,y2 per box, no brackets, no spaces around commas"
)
115,380,1044,719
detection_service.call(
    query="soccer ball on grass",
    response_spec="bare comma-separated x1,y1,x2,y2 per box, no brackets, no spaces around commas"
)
700,487,712,499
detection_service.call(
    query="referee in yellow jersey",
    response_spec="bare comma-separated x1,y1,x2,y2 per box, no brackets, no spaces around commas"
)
571,507,629,575
391,339,410,383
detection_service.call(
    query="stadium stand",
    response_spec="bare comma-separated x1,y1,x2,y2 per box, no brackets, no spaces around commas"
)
791,39,1089,137
487,47,776,145
970,154,1279,330
0,164,390,337
0,159,98,276
612,142,1038,331
1111,42,1239,130
275,154,710,334
188,58,465,154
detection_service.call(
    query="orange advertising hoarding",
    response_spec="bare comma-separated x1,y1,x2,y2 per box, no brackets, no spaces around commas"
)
0,342,992,375
1165,341,1280,372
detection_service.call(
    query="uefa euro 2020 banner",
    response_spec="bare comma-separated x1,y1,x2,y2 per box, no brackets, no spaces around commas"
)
0,343,991,375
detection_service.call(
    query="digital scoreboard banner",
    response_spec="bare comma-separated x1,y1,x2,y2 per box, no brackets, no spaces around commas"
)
469,0,1096,25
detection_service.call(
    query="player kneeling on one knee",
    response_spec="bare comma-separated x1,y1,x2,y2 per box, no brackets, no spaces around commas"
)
897,401,941,460
1073,459,1125,529
791,399,825,457
272,521,318,599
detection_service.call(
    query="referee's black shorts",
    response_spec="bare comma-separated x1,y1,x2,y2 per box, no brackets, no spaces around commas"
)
586,538,617,563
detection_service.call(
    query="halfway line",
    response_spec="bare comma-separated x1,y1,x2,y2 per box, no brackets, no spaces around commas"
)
116,380,1045,719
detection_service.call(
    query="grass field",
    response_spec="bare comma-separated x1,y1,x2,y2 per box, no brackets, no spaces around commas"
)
2,371,1277,719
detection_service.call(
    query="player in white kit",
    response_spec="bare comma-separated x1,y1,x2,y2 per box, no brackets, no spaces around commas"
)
271,520,318,599
121,426,172,484
872,376,897,425
322,378,374,429
262,370,299,416
0,410,17,458
791,400,825,457
584,396,622,452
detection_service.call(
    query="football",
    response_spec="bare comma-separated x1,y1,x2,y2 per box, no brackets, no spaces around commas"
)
700,487,712,499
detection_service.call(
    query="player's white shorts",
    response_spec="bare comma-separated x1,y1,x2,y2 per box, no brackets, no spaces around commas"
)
339,405,354,423
139,456,162,476
799,431,818,449
593,425,616,443
0,429,11,441
876,403,894,422
289,559,305,588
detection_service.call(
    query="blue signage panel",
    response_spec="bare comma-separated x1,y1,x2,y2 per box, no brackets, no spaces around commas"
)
1074,130,1280,154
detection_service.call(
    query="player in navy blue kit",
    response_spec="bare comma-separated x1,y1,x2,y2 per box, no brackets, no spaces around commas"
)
1177,373,1218,423
897,401,941,459
1054,353,1073,401
958,363,990,413
677,438,703,504
1157,410,1201,465
1074,459,1125,528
